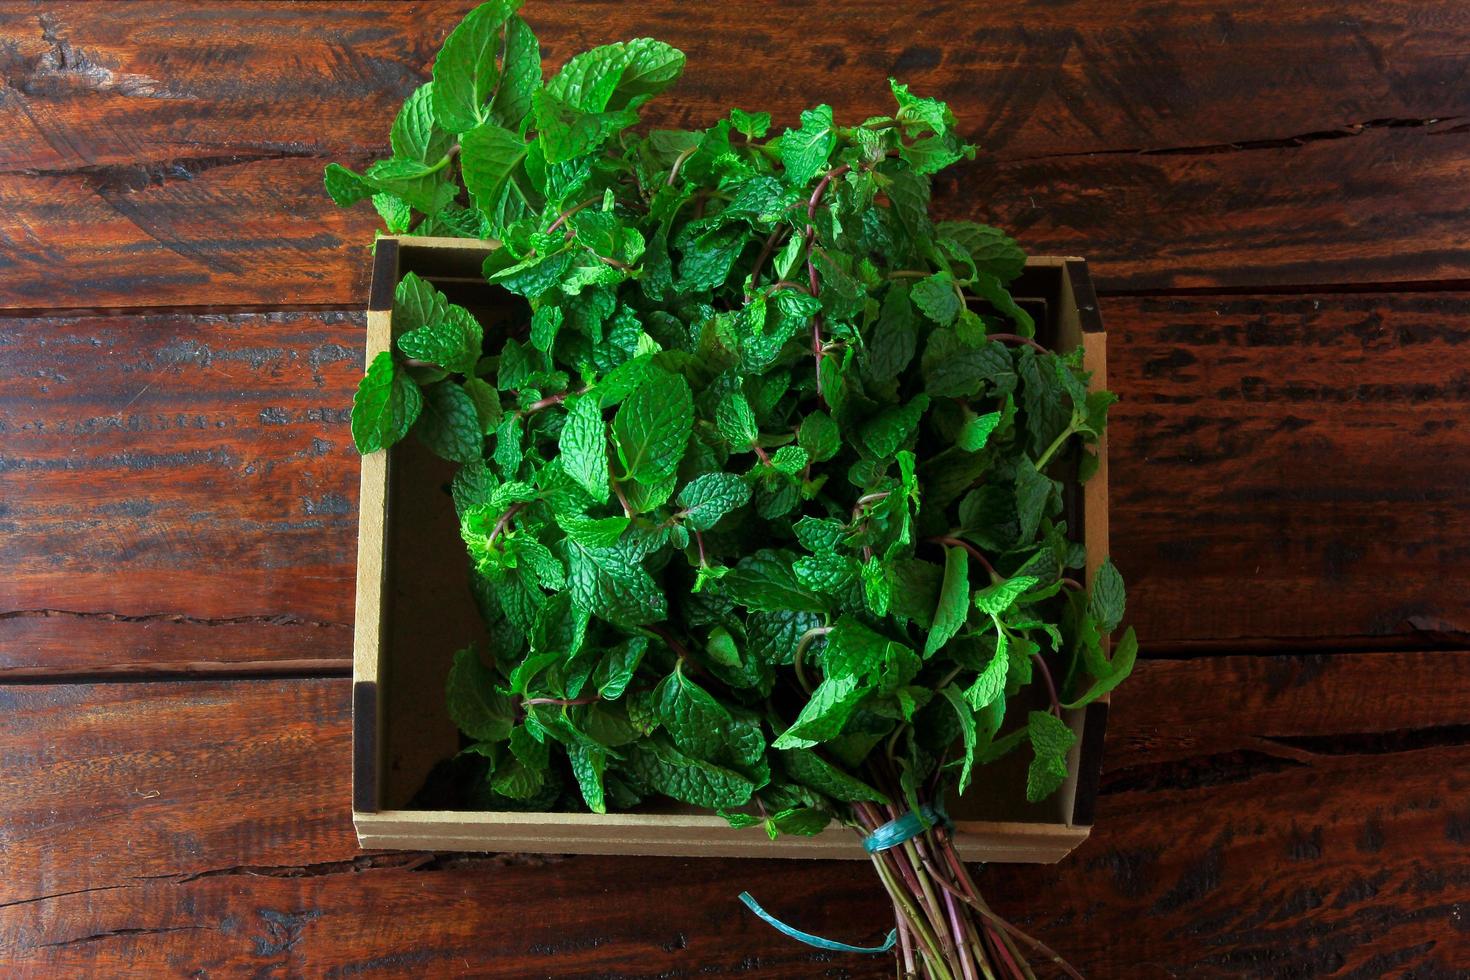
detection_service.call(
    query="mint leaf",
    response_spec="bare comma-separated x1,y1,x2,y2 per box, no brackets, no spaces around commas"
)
924,545,969,658
938,221,1026,283
922,330,1012,399
566,538,666,627
352,351,422,454
782,748,888,803
324,163,375,206
781,104,835,186
491,15,541,128
446,647,515,741
392,83,453,164
398,303,482,374
558,395,610,502
890,79,956,138
771,674,864,749
1088,558,1126,633
416,381,483,463
431,0,524,133
957,410,1002,453
963,638,1008,711
568,743,607,813
911,271,960,326
626,736,754,808
460,123,529,214
612,369,692,484
655,668,733,760
1063,627,1138,709
1025,710,1076,803
678,472,751,530
938,686,977,795
716,391,759,447
973,575,1038,616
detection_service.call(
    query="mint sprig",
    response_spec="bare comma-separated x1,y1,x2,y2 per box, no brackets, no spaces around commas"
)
328,6,1136,977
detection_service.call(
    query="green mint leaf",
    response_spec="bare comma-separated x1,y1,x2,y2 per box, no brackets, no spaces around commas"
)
1025,710,1076,803
612,368,692,484
352,351,422,454
566,538,666,627
924,545,970,658
431,0,523,133
769,806,831,838
937,221,1026,283
415,381,484,463
568,742,607,813
890,78,956,138
793,516,845,553
729,107,771,139
910,271,960,326
398,303,483,374
394,271,449,333
938,686,977,796
592,636,647,699
491,15,541,128
392,83,453,164
655,668,734,760
963,638,1008,711
462,376,502,434
973,575,1039,616
1014,462,1054,541
372,193,412,233
536,39,685,163
782,748,888,804
796,411,840,462
770,445,808,474
558,395,611,503
1088,557,1126,633
720,550,827,614
1063,627,1137,710
460,123,529,214
716,390,759,447
626,736,754,809
771,674,864,749
956,410,1002,453
922,330,1013,399
781,104,835,186
324,163,375,207
446,647,515,741
678,472,751,531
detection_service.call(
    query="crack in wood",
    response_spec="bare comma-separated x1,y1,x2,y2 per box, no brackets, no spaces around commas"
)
1004,115,1464,164
36,925,205,950
1256,724,1470,757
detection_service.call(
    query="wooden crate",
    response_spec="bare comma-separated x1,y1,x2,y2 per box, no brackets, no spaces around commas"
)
352,237,1110,861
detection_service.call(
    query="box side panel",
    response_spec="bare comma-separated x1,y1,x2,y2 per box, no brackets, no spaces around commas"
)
353,811,1086,863
350,245,398,820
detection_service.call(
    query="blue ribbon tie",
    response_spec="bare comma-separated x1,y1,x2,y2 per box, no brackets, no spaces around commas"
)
862,803,951,854
738,891,896,954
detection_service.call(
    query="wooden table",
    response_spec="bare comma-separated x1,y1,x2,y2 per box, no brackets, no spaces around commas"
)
2,3,1467,976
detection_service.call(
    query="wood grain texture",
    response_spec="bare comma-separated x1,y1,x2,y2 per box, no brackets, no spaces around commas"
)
3,654,1467,977
6,292,1465,673
2,2,1469,308
1107,291,1470,650
0,310,359,674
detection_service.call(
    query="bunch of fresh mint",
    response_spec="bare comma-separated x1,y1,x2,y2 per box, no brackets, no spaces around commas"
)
328,3,1134,975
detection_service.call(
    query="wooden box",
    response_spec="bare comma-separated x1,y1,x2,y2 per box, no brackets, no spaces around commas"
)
352,237,1110,862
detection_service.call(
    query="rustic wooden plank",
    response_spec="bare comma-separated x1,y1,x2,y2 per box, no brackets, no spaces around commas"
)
0,310,359,674
5,291,1465,673
1107,292,1470,649
1,2,1469,308
5,2,1462,170
2,654,1467,976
